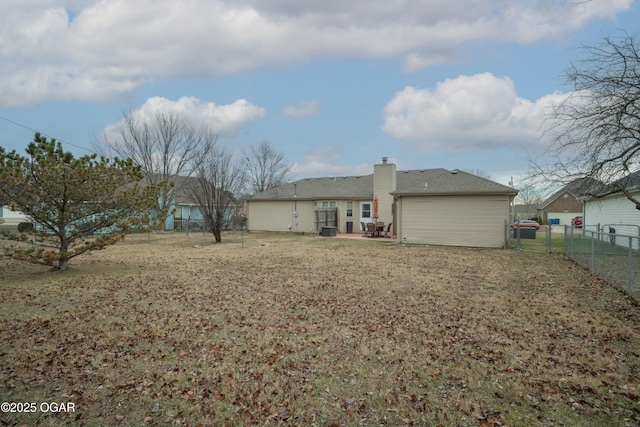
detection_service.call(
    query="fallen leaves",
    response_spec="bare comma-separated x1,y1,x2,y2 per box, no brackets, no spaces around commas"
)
0,233,639,426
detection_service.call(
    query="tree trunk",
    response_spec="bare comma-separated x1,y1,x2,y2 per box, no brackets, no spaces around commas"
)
57,257,70,271
213,211,224,243
57,238,70,271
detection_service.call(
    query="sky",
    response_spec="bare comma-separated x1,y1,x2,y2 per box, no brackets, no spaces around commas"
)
0,0,638,191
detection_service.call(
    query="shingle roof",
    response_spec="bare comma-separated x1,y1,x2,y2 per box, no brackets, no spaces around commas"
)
539,177,601,209
140,174,210,205
393,169,516,195
249,168,517,200
583,170,640,199
249,175,373,200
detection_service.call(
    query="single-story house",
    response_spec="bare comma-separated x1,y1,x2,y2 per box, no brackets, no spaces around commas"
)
538,178,598,225
159,175,239,231
513,204,539,221
246,158,518,248
0,205,29,225
582,171,640,243
165,194,239,231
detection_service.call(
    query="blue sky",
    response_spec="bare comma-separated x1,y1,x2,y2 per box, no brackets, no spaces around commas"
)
1,0,638,190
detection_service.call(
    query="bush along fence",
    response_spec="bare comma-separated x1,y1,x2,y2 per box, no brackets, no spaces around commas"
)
564,225,640,301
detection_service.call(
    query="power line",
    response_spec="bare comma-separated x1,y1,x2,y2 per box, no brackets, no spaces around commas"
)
0,114,96,154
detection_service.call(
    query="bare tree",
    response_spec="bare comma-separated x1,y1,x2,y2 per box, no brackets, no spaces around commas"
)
463,168,492,180
534,31,640,209
515,184,545,218
96,109,217,226
189,146,245,243
243,141,293,194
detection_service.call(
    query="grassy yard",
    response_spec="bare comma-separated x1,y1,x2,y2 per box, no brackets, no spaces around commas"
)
509,226,565,254
1,232,639,426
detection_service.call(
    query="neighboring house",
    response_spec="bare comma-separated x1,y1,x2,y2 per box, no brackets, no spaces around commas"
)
513,204,539,220
539,179,598,225
247,158,518,248
0,205,29,225
166,193,239,231
582,171,640,240
160,175,239,231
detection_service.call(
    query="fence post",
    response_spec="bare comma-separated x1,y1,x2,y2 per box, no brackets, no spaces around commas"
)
570,225,574,258
629,236,633,296
590,231,595,272
547,225,551,253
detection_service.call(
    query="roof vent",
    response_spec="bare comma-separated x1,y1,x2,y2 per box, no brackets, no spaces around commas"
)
424,182,428,189
382,157,388,164
451,169,458,174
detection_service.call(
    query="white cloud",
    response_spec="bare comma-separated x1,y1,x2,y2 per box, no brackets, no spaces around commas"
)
0,0,633,107
283,100,319,118
382,73,570,150
291,146,371,178
103,96,265,138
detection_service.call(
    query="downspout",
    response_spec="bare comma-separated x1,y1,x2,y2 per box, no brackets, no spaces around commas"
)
293,183,297,233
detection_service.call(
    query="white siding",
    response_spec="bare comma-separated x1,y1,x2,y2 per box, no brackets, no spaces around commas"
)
584,191,640,238
399,195,510,248
0,206,29,224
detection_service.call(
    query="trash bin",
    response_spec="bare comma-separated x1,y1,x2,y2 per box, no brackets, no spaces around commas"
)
346,221,353,234
513,227,536,239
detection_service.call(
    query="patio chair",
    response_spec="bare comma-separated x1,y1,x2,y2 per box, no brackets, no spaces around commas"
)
366,222,376,237
385,222,393,237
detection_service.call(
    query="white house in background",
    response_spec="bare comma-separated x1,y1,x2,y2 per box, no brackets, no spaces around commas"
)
0,206,29,225
582,171,640,245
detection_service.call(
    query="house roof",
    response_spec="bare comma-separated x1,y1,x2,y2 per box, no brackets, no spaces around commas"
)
393,169,517,196
140,174,216,206
539,178,601,209
582,170,640,200
513,204,539,215
249,174,374,200
249,168,517,201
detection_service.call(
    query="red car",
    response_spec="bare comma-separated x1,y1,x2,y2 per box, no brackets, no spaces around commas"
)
571,216,583,228
510,220,541,230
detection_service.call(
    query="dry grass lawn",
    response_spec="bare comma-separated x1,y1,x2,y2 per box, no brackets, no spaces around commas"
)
1,231,639,426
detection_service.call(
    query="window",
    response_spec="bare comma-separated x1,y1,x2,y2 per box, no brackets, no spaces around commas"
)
174,206,183,219
362,203,371,218
322,201,336,208
346,201,353,217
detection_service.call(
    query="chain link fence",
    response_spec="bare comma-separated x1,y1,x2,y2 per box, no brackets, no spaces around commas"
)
172,216,247,236
564,226,639,301
510,224,554,253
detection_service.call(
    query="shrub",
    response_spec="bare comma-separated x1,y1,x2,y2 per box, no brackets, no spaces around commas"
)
17,222,33,233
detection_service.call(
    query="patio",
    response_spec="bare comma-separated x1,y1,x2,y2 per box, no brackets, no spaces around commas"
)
333,231,395,241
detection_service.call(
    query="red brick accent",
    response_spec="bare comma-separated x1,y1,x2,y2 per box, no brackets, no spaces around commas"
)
542,192,582,223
